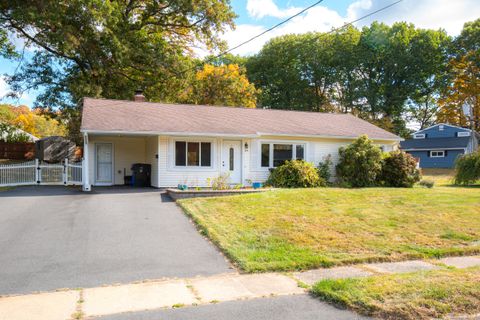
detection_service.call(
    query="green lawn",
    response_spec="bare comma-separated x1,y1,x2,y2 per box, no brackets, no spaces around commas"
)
179,187,480,272
312,267,480,320
421,168,457,186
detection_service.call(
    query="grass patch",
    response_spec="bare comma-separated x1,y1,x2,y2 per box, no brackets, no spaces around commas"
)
311,267,480,320
421,168,455,186
179,186,480,272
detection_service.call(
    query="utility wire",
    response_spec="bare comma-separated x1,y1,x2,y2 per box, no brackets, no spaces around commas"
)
170,0,403,80
223,0,326,56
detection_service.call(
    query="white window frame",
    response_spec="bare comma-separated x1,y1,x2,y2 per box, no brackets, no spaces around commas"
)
259,141,307,168
457,131,470,137
414,133,425,139
430,150,445,158
439,125,444,131
172,138,215,169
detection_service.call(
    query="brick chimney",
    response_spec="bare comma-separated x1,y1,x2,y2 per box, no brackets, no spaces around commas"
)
134,89,146,102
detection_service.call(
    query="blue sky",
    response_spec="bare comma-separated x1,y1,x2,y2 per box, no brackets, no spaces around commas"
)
1,0,479,107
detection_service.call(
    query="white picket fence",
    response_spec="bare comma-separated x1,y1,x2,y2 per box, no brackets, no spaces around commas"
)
0,159,83,187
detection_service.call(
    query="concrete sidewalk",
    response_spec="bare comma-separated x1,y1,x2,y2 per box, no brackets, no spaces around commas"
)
1,256,479,320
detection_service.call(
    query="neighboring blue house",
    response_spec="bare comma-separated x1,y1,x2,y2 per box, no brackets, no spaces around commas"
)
400,123,479,168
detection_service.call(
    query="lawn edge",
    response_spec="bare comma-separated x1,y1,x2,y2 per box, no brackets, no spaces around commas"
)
310,267,480,320
177,197,480,273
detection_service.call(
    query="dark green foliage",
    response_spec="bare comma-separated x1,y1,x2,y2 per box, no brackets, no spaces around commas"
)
380,151,421,187
266,160,325,188
246,22,452,137
454,152,480,185
335,135,383,187
317,155,333,182
0,0,236,139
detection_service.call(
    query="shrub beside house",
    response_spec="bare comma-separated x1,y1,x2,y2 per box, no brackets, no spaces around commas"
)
266,135,421,188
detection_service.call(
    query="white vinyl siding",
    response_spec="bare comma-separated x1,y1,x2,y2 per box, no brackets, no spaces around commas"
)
146,136,159,187
87,134,398,188
157,136,221,187
88,135,159,186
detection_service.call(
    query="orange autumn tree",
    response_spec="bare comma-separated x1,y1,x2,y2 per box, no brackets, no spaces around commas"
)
185,64,260,108
0,104,66,138
438,19,480,131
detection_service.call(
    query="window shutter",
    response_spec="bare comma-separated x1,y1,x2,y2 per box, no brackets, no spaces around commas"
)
445,150,448,157
427,151,430,157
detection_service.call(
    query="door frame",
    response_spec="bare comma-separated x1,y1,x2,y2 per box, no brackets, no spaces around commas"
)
221,140,242,184
94,142,115,186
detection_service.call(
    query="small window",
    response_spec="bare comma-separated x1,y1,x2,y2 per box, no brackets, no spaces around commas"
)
457,131,470,137
439,125,444,131
296,145,304,160
430,151,445,158
414,133,425,139
175,141,186,166
261,144,270,167
187,142,200,166
201,142,211,166
175,141,211,167
229,147,234,171
273,144,293,167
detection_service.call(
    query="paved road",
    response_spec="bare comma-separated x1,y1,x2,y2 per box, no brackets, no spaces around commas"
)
99,295,369,320
0,186,232,295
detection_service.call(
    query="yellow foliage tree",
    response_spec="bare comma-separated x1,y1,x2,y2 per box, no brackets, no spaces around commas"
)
437,53,480,131
0,104,66,138
185,64,260,108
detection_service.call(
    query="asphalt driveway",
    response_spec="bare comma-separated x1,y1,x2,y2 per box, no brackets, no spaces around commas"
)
0,186,232,295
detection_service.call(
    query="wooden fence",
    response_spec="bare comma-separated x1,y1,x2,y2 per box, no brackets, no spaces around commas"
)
0,142,35,160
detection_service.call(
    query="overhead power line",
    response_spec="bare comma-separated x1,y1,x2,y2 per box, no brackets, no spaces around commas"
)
169,0,404,80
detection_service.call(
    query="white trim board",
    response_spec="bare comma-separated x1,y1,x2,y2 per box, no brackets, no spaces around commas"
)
80,130,402,142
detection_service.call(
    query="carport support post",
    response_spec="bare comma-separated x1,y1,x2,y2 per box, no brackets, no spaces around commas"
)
82,132,91,191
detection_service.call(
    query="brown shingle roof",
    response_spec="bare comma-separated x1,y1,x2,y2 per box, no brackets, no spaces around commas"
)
80,98,401,141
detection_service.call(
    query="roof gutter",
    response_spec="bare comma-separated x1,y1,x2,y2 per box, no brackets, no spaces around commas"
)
80,129,258,138
402,147,467,151
256,132,403,142
80,129,403,142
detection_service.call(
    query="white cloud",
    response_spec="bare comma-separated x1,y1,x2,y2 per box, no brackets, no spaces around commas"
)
220,5,345,56
0,77,10,99
209,0,480,57
246,0,302,19
351,0,480,35
0,76,34,106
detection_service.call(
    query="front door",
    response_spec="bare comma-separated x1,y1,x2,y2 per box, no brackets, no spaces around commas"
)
95,143,113,185
222,140,242,184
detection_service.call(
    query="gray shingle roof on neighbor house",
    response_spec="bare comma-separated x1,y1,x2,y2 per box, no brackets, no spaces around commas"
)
400,137,470,150
80,98,401,141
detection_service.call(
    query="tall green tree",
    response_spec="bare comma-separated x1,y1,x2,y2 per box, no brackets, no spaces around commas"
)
246,22,450,136
0,0,236,141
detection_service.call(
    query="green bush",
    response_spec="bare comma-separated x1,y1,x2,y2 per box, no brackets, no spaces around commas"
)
380,151,421,187
336,135,383,187
317,155,333,182
454,152,480,185
266,160,325,188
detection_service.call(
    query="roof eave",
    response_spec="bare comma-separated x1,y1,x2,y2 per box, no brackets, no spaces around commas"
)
81,129,402,142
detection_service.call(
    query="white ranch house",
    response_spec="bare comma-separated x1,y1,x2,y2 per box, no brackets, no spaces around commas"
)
80,95,401,191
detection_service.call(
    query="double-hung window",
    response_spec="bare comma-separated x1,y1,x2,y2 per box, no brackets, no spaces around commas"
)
430,150,445,158
261,142,305,168
175,141,212,167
